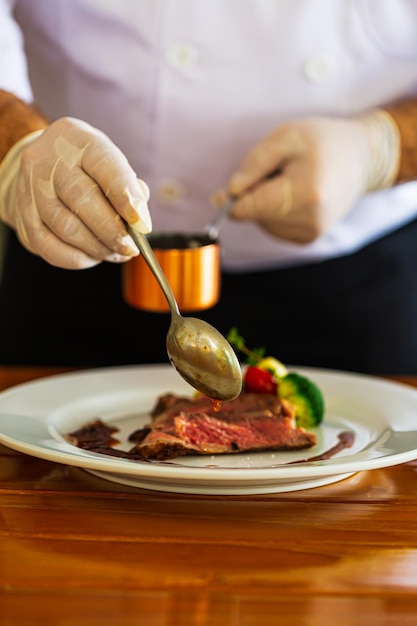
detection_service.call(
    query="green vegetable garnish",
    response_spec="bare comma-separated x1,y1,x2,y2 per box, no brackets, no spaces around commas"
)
227,327,265,365
279,372,324,428
227,327,325,428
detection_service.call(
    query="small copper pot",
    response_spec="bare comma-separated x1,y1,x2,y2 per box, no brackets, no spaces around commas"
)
122,232,221,312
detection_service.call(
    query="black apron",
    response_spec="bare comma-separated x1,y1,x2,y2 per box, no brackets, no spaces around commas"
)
1,219,417,375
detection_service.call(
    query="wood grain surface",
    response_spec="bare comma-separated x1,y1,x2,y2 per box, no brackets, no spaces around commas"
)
1,367,417,625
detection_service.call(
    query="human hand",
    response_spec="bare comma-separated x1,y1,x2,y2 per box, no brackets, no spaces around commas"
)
0,117,152,268
224,111,400,243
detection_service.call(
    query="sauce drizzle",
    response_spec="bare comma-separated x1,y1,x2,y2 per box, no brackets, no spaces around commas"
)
288,431,354,464
211,399,222,413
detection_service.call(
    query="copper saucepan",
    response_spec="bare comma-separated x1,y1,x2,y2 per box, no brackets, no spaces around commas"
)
122,232,221,312
122,199,233,313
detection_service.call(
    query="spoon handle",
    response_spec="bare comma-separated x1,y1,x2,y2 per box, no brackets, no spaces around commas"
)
126,225,180,316
205,198,234,240
206,171,284,240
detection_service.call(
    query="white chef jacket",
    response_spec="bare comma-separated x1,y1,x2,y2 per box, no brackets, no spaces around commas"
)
2,0,417,271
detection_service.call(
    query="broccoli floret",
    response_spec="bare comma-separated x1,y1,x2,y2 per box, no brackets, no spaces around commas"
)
279,372,324,428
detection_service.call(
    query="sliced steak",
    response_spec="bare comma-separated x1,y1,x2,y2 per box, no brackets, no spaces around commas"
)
128,392,316,460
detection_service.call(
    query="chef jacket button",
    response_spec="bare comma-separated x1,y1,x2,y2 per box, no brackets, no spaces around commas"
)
304,54,334,82
156,178,185,205
166,42,199,70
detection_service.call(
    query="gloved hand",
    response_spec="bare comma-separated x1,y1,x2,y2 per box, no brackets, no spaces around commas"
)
225,110,400,243
0,116,152,268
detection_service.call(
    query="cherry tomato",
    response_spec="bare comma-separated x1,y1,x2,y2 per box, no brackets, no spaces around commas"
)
244,366,278,394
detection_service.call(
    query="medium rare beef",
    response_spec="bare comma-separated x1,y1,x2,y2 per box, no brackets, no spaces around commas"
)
128,392,317,460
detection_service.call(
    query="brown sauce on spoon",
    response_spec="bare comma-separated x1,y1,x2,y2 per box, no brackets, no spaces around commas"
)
211,399,222,413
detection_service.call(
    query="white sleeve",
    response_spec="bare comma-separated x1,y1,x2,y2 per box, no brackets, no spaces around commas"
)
359,0,417,59
0,0,32,102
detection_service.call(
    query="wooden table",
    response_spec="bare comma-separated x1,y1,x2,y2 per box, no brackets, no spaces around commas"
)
1,367,417,626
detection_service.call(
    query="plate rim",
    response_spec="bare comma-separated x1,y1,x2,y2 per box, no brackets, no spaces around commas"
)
1,363,417,485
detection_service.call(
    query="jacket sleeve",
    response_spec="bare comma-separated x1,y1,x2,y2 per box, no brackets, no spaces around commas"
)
0,0,33,101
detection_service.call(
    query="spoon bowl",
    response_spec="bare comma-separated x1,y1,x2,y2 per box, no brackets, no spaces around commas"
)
127,225,242,401
167,314,243,400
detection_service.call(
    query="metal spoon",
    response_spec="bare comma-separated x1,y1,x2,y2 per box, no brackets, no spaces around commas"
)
205,198,235,240
206,171,282,240
126,225,243,401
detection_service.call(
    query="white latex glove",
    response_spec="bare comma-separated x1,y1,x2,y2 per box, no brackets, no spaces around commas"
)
225,110,400,243
0,117,152,268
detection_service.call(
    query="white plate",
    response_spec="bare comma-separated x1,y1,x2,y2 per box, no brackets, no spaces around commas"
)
0,364,417,495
